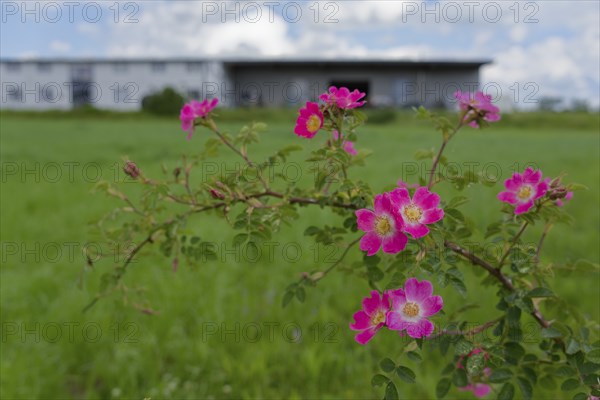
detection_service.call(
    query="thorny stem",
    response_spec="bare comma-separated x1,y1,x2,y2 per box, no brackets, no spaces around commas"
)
427,118,464,189
534,222,553,264
498,220,529,269
210,124,270,190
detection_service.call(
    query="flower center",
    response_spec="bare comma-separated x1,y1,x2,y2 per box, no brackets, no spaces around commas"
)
517,185,532,200
374,216,393,236
306,115,321,133
371,310,386,325
402,302,420,318
402,204,423,224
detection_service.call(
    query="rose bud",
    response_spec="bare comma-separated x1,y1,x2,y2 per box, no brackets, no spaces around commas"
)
123,161,140,179
549,177,562,188
549,187,567,200
210,188,225,200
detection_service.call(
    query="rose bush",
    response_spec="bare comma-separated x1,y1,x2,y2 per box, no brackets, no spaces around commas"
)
88,86,598,399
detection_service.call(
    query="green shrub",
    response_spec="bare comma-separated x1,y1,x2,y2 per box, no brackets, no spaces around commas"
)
141,87,185,116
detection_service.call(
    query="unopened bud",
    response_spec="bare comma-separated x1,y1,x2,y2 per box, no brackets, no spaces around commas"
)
549,187,567,200
549,177,562,188
173,167,181,179
123,161,140,179
210,188,225,200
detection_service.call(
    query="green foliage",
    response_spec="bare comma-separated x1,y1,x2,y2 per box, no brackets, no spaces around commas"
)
141,87,185,116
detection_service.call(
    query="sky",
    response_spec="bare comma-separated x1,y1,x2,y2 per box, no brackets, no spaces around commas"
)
1,0,599,109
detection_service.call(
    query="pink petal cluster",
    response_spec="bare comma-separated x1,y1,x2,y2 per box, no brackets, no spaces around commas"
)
332,130,358,156
386,278,443,338
349,290,389,344
458,379,492,398
355,186,444,256
350,278,442,344
389,187,444,239
319,86,366,109
455,91,500,128
294,101,324,138
355,193,407,256
497,167,548,214
179,98,219,140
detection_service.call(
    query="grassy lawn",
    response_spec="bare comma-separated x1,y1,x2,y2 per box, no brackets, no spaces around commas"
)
1,110,599,399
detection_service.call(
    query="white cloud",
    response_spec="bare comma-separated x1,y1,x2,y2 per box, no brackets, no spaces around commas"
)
99,0,599,108
50,40,71,53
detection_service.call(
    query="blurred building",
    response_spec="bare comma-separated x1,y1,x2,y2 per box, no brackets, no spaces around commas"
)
0,58,490,110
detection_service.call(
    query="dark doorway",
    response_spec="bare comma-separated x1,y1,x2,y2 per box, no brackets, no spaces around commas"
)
328,80,370,104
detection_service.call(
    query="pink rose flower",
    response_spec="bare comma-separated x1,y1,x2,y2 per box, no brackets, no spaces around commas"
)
355,193,408,256
455,91,500,128
497,167,549,214
319,86,366,109
386,278,443,338
332,130,358,156
349,290,390,344
294,101,323,138
191,98,218,118
179,98,219,140
389,187,444,239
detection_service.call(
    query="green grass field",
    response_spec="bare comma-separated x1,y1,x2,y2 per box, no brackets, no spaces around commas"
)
1,110,599,399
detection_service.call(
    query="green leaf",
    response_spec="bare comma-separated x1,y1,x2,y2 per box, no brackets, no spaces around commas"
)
295,287,305,303
517,377,533,400
489,369,514,383
396,366,416,384
587,349,600,363
453,368,468,387
556,366,577,377
455,338,474,356
527,287,554,298
561,379,581,391
282,291,294,308
435,378,451,399
380,358,396,373
449,276,467,297
541,327,564,338
579,362,600,374
497,383,515,400
384,381,399,400
504,342,525,364
466,353,485,376
406,351,423,363
566,339,581,355
371,373,390,388
572,393,589,400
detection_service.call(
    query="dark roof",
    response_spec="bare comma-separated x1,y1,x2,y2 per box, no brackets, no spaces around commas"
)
0,57,491,68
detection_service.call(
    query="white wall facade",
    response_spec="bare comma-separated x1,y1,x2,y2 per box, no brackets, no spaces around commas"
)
0,60,229,111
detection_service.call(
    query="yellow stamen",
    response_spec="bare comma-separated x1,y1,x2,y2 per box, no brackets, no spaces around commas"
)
306,115,321,133
403,204,423,224
517,185,532,200
372,310,386,325
403,302,420,318
374,216,392,236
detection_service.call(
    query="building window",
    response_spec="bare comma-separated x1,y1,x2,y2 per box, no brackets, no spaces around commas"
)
187,62,203,72
151,62,166,73
37,63,52,73
6,62,21,72
113,63,128,73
